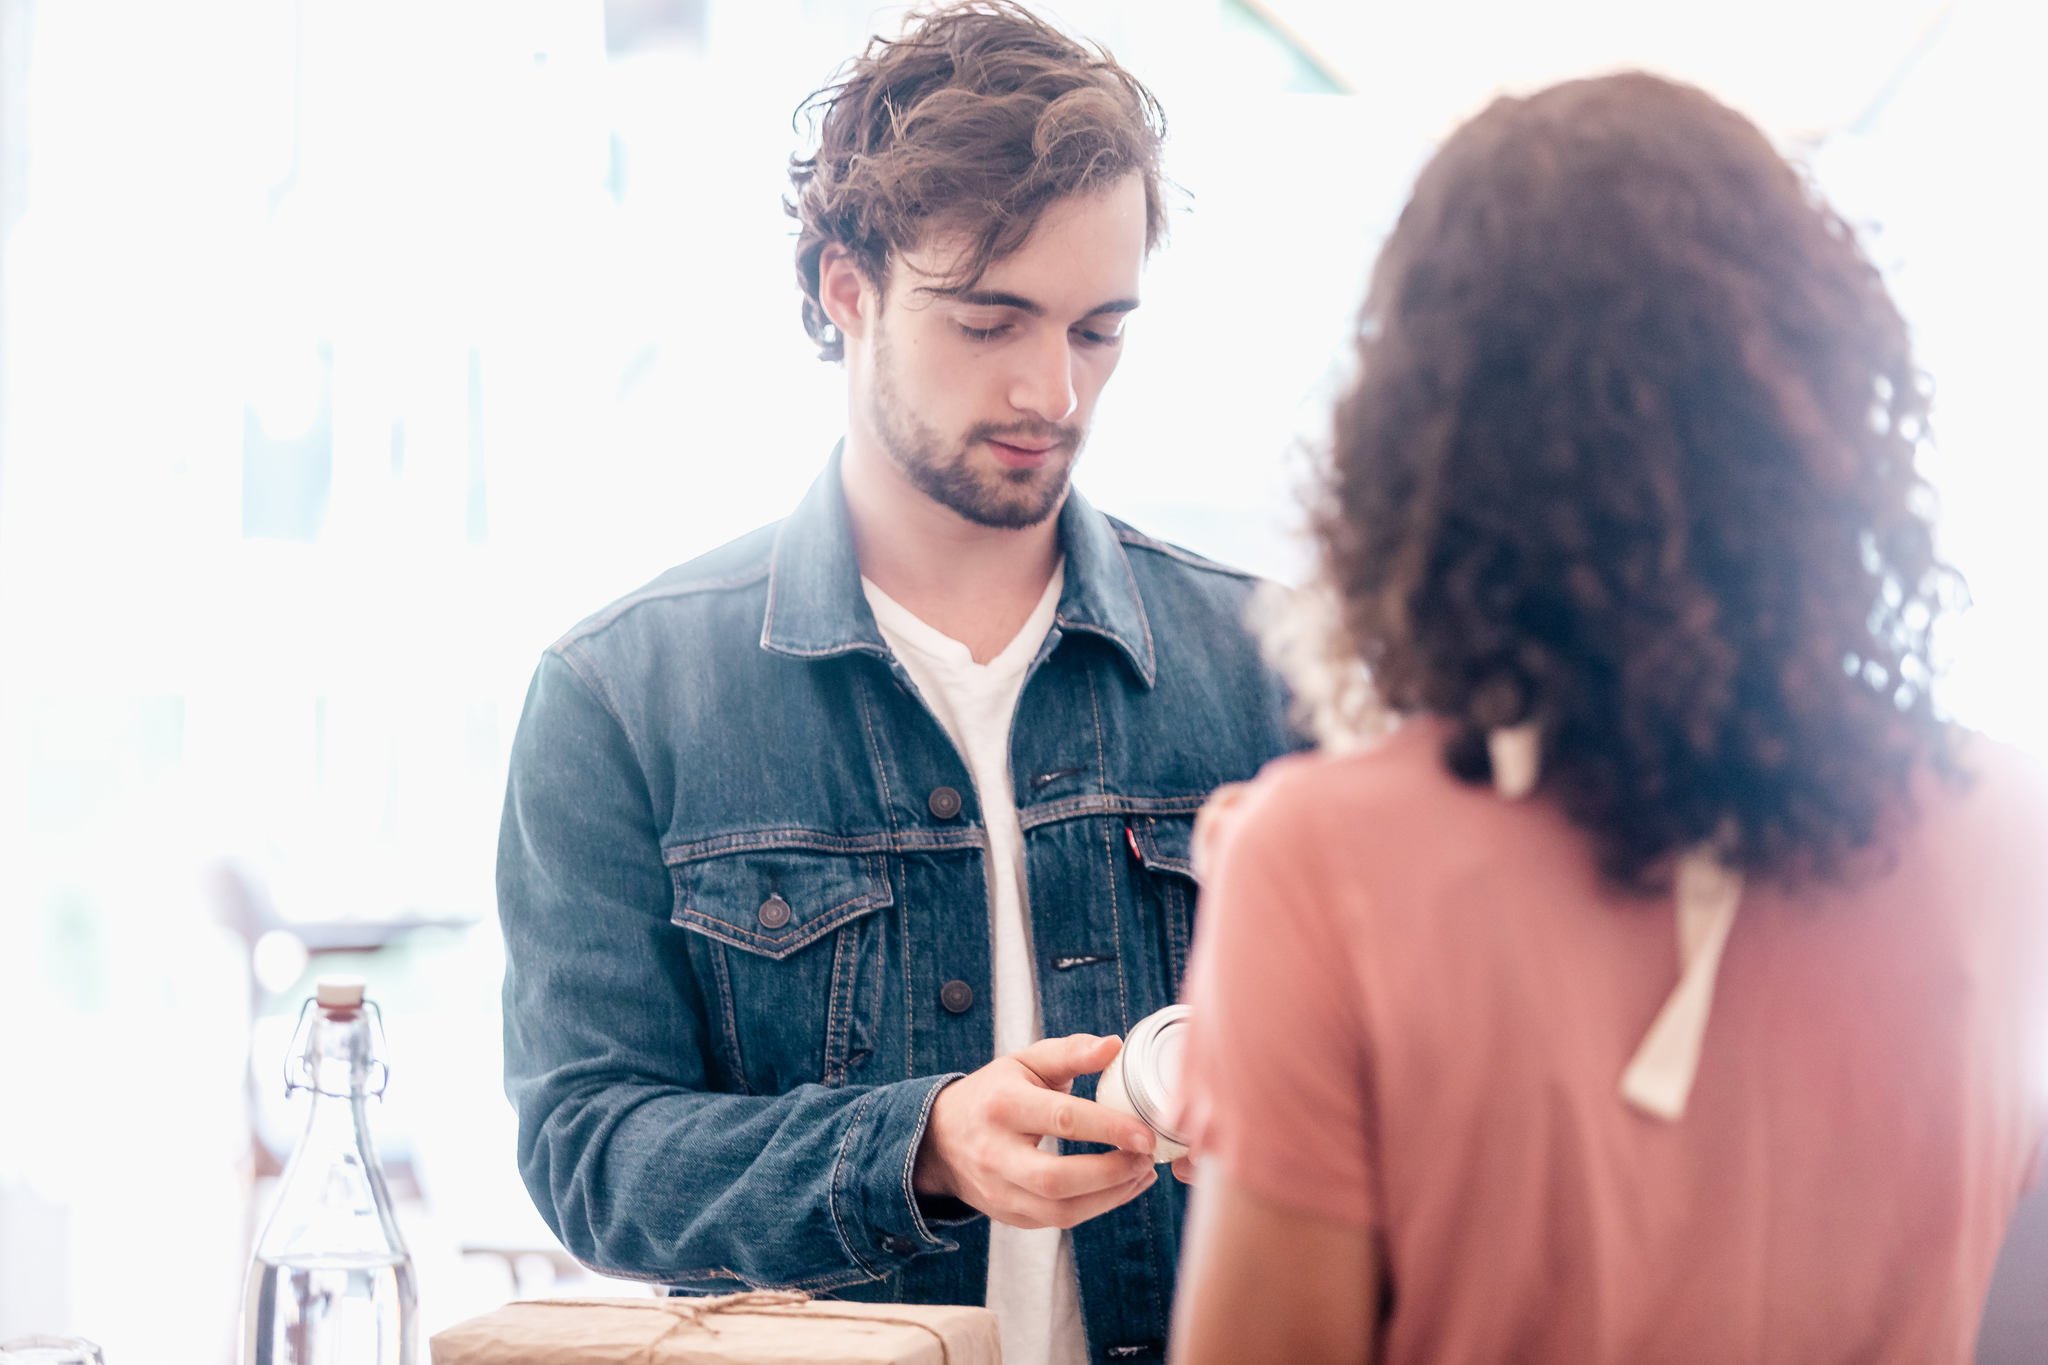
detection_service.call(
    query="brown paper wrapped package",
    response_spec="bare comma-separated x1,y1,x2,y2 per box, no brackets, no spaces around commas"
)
428,1290,1001,1365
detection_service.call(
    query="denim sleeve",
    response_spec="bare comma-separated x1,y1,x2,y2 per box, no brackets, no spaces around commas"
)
497,649,966,1290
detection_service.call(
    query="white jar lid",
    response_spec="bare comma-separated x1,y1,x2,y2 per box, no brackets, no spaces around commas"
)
1119,1004,1192,1144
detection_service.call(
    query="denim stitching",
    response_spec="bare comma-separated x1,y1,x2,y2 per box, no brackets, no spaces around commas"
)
1162,862,1192,998
769,1264,884,1292
1053,618,1154,689
1085,667,1165,1335
1130,817,1200,880
553,640,652,770
561,1258,877,1293
1015,792,1210,833
675,885,886,957
823,917,856,1086
1110,526,1159,684
828,1089,883,1277
666,1263,882,1293
863,891,886,1072
663,1261,886,1292
901,1075,960,1246
753,522,893,660
1085,669,1131,1031
850,672,916,1079
662,827,984,863
1130,1131,1167,1337
559,563,771,648
1110,522,1262,582
704,941,749,1092
756,518,790,652
666,830,899,860
563,1260,731,1286
899,875,915,1079
667,826,901,859
770,640,894,661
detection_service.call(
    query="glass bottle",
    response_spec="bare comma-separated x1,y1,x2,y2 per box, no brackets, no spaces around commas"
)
0,1337,104,1364
242,975,419,1364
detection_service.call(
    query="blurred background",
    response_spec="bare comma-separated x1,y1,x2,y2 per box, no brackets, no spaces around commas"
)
0,0,2041,1359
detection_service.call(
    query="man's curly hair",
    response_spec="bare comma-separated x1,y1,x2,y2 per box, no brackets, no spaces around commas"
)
1309,71,1964,893
786,1,1166,362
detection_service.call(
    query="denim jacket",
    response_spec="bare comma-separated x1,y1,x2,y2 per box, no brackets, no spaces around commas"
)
498,454,1300,1363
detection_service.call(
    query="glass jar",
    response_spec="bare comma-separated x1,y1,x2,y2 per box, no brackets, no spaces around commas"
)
1095,1004,1191,1162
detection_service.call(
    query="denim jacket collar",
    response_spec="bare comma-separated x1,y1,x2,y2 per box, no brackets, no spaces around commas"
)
760,449,1157,688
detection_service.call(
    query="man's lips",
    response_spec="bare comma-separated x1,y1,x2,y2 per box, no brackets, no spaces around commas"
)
986,437,1060,468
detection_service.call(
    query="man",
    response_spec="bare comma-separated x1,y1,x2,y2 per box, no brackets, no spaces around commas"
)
497,5,1298,1362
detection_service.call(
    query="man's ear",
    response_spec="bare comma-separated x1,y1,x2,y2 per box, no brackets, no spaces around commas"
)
818,244,875,344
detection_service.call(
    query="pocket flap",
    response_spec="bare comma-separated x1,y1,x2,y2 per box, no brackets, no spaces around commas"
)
1129,814,1198,882
670,848,894,959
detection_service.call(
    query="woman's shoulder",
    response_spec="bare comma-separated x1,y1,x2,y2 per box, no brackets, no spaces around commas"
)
1201,719,1497,871
1952,729,2048,800
1247,719,1482,815
1907,730,2048,845
1914,731,2048,879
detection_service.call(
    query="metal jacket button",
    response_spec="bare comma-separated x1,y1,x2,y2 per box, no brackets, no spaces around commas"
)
927,786,963,820
757,895,792,930
939,979,975,1014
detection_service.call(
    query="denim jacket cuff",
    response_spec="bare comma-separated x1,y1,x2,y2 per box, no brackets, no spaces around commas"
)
831,1073,970,1270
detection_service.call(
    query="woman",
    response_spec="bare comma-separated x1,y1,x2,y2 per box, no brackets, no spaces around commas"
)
1169,73,2046,1363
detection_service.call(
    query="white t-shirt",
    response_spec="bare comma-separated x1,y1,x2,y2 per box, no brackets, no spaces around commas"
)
862,564,1088,1365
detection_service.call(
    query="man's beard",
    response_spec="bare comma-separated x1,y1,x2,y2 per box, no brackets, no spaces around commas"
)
868,328,1082,530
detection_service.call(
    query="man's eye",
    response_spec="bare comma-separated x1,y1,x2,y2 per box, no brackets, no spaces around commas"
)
959,323,1010,342
1074,326,1124,348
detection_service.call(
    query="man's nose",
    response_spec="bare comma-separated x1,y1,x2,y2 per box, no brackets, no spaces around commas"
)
1007,331,1078,424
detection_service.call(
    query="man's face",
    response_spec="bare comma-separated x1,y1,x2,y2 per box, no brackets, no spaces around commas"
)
856,175,1147,530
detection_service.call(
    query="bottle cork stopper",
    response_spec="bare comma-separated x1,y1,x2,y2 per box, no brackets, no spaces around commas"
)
316,975,367,1008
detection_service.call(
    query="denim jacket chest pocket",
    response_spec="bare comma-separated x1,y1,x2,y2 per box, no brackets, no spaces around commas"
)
1126,815,1200,1001
668,843,892,1095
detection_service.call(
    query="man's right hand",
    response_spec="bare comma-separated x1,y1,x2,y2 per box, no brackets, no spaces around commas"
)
914,1033,1159,1230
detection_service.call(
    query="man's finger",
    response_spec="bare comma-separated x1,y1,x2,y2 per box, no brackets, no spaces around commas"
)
996,1084,1156,1155
1020,1166,1158,1231
1013,1032,1122,1089
1007,1148,1156,1202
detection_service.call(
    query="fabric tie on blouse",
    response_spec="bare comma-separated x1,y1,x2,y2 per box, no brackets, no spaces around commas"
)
1618,849,1743,1121
1488,725,1741,1123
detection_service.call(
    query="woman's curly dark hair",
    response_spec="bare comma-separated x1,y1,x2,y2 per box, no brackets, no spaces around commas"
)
1312,71,1965,893
786,1,1166,362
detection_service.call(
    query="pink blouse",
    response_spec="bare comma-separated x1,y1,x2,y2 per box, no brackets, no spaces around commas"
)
1178,721,2048,1363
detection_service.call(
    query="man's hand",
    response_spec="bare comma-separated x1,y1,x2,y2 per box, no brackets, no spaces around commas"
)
915,1033,1159,1230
